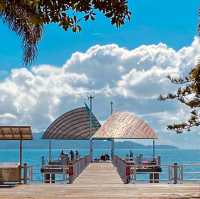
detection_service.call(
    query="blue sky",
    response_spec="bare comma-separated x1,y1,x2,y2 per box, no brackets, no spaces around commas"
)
0,0,199,70
0,1,200,148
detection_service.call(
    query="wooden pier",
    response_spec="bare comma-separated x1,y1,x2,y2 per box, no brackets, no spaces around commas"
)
0,162,200,199
74,162,122,184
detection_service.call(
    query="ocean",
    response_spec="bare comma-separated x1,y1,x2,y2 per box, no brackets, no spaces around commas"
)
0,147,200,182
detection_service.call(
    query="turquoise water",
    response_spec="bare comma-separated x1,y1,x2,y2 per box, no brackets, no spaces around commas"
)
0,148,200,182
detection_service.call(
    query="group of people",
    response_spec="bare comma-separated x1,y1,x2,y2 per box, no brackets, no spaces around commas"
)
100,153,110,161
126,150,144,163
126,150,134,159
60,150,80,164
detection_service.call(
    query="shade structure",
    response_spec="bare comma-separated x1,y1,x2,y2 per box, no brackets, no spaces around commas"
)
0,126,32,179
0,126,32,140
93,112,157,139
42,105,101,140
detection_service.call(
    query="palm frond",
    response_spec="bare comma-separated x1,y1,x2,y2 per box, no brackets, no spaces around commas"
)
0,1,42,65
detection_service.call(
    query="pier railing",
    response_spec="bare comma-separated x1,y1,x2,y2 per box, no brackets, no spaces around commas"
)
40,155,91,184
41,164,69,183
24,156,200,184
113,155,200,184
112,155,131,183
113,155,171,183
20,163,33,184
68,155,91,183
180,163,200,183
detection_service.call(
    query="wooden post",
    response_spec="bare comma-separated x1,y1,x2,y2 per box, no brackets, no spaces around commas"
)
69,164,74,184
44,173,50,183
19,139,23,168
111,139,115,160
23,163,27,184
153,139,155,160
173,163,178,184
125,164,130,184
110,101,114,160
110,101,113,115
88,95,94,162
90,139,93,162
19,139,23,183
41,156,45,167
48,140,52,162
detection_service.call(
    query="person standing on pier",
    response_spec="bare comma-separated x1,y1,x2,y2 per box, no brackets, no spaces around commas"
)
70,150,75,161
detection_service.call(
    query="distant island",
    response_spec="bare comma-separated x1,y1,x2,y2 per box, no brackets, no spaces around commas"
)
0,133,178,150
112,141,178,150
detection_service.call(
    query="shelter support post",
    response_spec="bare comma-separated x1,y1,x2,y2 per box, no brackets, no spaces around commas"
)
19,139,23,168
88,95,94,162
19,139,23,183
49,140,52,162
110,101,113,115
90,139,93,162
111,139,115,160
153,139,155,160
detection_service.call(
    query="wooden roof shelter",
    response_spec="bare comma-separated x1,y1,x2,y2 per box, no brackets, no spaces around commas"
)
93,112,157,160
42,104,101,140
93,112,157,139
0,126,32,140
0,126,32,183
42,105,158,161
42,104,100,162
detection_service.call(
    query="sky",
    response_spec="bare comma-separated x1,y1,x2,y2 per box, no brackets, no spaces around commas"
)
0,0,200,148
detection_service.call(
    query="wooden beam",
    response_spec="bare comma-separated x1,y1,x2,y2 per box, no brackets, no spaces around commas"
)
111,139,115,160
89,139,93,162
19,139,23,183
48,140,52,162
153,139,155,159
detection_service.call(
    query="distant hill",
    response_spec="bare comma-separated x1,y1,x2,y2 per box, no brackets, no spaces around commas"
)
114,141,177,149
0,133,178,150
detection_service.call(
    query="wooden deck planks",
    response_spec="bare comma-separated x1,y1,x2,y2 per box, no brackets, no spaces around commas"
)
0,162,200,199
74,162,122,184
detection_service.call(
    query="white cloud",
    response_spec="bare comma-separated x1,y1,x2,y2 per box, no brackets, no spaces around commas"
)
0,37,200,148
116,66,178,98
0,113,16,119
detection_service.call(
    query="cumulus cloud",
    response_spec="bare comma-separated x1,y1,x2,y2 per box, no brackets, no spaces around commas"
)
116,66,178,98
0,66,90,130
0,37,199,148
0,113,17,124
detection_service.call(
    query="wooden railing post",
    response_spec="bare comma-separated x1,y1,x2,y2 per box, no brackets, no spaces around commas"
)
69,164,74,184
23,163,28,184
180,165,183,182
125,164,130,184
173,163,178,184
